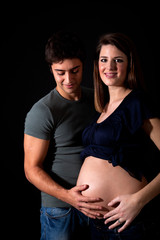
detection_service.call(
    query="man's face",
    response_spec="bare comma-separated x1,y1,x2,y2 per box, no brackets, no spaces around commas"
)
51,58,83,100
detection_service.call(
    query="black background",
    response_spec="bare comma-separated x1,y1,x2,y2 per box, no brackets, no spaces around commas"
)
2,2,160,239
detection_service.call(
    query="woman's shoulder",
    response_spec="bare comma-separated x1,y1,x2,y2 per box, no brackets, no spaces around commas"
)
120,89,158,133
122,89,154,112
125,89,146,104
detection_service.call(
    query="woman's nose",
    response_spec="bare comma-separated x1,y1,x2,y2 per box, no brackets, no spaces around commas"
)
107,60,116,70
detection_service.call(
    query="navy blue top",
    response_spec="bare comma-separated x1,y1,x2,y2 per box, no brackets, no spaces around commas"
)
81,90,160,181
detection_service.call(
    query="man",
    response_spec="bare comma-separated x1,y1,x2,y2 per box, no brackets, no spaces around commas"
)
24,30,101,240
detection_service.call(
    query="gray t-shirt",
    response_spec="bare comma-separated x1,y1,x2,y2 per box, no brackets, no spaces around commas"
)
24,87,96,207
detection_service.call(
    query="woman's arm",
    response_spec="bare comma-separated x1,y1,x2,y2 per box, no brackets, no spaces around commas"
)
135,118,160,204
104,118,160,232
143,118,160,149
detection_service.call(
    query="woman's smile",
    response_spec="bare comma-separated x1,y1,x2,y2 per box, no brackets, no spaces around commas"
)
105,72,117,79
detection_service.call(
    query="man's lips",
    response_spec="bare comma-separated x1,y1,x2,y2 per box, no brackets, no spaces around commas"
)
64,83,75,88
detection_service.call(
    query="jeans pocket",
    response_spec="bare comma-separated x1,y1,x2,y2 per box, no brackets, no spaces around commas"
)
40,207,73,240
45,207,72,219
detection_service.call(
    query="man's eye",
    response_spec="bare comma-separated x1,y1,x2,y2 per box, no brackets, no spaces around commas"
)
57,72,65,76
72,69,79,74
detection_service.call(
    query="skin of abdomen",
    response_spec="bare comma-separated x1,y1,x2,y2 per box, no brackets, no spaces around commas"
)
77,156,148,216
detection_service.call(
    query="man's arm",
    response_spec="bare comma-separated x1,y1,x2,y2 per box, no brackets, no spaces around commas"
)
24,134,102,218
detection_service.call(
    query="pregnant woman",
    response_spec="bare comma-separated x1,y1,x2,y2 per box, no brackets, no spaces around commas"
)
77,33,160,239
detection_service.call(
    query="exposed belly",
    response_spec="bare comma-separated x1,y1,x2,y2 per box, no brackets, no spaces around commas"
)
77,156,147,216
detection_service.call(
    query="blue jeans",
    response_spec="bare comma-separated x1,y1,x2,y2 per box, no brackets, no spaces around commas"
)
89,216,160,240
89,218,147,240
40,206,90,240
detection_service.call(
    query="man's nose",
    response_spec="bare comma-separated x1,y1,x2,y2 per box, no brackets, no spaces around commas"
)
65,72,72,82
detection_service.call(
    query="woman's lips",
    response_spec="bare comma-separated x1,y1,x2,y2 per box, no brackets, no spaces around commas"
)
105,73,117,78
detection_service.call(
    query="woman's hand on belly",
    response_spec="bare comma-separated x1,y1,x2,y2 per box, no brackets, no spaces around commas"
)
103,193,143,232
66,184,103,218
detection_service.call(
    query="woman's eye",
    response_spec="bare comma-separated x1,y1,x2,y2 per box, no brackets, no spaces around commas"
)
100,58,107,63
115,58,123,63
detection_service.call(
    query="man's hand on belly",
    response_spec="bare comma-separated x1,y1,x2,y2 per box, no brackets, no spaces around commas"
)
66,184,103,218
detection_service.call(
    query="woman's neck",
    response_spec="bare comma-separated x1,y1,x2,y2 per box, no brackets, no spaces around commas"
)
108,86,131,104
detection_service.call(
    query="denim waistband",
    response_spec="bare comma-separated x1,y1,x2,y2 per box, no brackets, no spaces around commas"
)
90,209,152,229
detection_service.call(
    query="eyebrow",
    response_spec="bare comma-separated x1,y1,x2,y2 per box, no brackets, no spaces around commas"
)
54,65,81,72
100,56,124,59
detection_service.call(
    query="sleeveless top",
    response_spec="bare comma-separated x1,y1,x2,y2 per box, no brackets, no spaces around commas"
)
81,90,160,181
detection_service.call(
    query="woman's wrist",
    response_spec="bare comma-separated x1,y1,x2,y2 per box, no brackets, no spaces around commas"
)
133,190,148,210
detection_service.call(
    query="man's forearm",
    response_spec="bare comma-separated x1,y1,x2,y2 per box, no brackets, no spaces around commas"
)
25,165,102,218
25,166,68,202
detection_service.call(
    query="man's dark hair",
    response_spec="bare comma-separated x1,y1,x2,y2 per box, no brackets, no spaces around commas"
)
45,30,86,67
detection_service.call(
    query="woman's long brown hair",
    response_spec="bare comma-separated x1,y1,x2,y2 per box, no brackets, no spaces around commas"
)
94,33,145,112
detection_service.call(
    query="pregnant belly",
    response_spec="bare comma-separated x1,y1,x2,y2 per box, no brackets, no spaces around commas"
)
77,156,147,216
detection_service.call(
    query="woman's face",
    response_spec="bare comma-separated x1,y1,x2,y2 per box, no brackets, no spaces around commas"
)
98,44,128,88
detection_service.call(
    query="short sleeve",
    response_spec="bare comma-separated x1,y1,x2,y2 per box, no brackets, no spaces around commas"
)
123,91,158,134
24,101,54,140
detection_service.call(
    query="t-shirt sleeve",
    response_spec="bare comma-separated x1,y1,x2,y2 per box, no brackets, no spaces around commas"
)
24,101,54,140
123,91,159,134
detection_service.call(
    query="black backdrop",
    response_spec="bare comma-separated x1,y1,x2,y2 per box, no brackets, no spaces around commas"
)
2,2,160,239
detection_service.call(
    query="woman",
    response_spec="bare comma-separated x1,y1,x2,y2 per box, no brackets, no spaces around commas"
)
77,33,160,239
